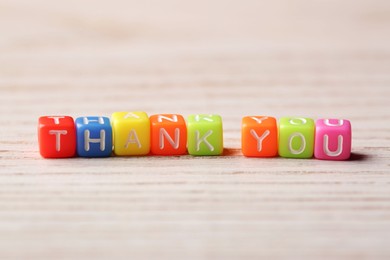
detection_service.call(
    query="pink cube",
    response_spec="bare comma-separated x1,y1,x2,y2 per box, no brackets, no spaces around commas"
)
314,119,352,160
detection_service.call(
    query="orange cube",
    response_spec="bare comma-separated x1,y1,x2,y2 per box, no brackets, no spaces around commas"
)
241,116,278,157
150,114,187,155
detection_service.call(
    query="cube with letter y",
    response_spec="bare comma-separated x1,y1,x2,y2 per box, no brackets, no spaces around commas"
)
241,116,278,157
38,116,76,158
187,114,223,156
75,116,112,157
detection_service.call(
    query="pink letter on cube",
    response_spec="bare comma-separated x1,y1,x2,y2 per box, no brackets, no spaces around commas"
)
314,119,352,160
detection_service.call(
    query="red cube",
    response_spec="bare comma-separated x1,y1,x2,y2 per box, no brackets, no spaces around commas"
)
38,116,76,158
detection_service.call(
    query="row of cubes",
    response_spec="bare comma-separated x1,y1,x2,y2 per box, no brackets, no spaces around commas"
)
38,113,352,160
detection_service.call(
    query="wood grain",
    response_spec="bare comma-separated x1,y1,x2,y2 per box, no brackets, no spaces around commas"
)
0,0,390,259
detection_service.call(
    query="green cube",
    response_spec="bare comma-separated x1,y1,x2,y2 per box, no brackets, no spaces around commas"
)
187,114,223,156
279,117,315,159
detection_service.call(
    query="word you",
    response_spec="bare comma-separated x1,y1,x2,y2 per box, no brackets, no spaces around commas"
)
38,112,352,160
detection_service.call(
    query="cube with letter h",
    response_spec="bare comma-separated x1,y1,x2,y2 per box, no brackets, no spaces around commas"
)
38,116,76,158
75,116,112,157
150,114,187,155
111,112,150,156
314,119,351,160
187,114,223,156
241,116,278,157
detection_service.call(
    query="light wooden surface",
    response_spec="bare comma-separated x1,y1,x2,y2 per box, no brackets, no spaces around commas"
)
1,0,390,259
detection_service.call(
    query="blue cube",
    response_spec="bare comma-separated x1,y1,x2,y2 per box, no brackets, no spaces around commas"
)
76,116,112,157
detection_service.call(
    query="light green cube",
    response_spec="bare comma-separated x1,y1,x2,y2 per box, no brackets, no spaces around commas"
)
279,117,315,159
187,114,223,156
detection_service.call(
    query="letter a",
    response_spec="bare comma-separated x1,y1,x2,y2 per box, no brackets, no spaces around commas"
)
125,129,141,149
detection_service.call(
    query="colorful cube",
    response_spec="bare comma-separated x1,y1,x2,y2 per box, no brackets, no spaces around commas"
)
279,117,315,159
241,116,278,157
150,114,187,155
314,119,352,160
187,114,223,156
38,116,76,158
111,112,150,156
75,116,112,157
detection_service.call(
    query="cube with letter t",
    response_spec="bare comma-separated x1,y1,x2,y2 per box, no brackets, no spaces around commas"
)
38,116,76,158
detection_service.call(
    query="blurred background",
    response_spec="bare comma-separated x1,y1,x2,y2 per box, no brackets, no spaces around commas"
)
1,0,389,148
0,0,390,149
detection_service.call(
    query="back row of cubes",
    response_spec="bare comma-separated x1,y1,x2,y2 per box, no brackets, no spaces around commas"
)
38,112,352,160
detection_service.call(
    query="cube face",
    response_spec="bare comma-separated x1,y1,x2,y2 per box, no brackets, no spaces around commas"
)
111,112,150,156
75,117,112,157
279,117,315,159
241,116,278,157
38,116,76,158
187,114,223,156
150,114,187,155
314,119,351,160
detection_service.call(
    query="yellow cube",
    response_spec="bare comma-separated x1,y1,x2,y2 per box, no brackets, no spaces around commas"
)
111,112,150,156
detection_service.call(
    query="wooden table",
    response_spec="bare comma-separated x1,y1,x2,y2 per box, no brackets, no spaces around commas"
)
1,0,390,259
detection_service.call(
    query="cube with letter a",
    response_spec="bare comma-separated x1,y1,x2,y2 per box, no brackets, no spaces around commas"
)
111,112,150,156
38,116,76,158
150,114,187,155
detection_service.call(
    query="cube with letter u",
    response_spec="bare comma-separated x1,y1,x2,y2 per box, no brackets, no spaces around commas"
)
314,119,352,160
75,116,112,157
